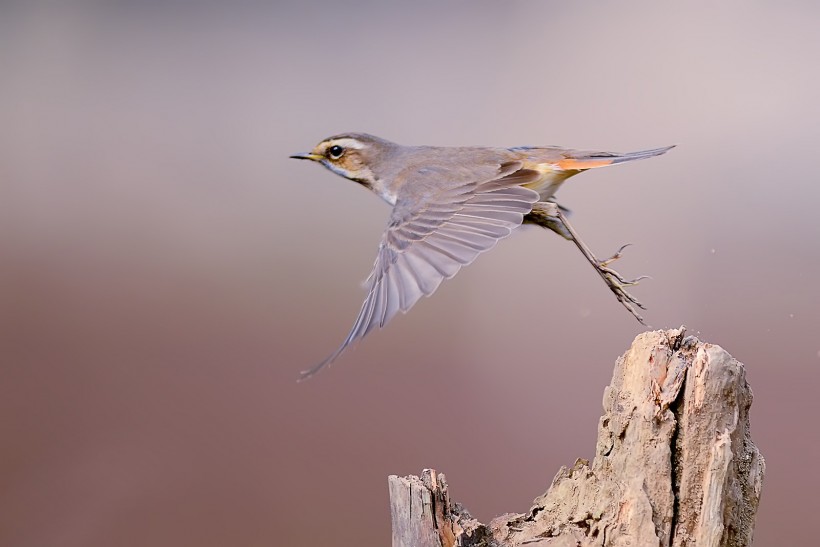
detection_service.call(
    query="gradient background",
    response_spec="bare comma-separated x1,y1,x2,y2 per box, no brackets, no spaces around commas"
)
2,2,818,545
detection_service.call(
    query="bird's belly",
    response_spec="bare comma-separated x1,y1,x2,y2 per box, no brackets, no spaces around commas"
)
521,164,576,201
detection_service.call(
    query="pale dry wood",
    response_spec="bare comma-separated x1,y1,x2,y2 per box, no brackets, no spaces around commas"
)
389,328,765,547
389,469,487,547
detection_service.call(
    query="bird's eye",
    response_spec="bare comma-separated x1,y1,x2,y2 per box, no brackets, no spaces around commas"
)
327,145,344,159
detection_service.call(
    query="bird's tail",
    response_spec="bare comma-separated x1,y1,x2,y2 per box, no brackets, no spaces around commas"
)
555,145,676,171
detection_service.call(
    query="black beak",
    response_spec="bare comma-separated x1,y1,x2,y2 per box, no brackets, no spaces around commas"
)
290,153,322,161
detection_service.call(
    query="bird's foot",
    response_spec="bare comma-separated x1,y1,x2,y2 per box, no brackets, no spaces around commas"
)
593,244,649,324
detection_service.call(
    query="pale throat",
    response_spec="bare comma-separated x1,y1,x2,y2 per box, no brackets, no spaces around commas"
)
323,161,396,205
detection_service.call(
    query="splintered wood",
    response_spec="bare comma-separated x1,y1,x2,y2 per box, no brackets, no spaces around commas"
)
389,329,765,547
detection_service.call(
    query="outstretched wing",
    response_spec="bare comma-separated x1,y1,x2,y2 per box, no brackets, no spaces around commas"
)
300,162,540,380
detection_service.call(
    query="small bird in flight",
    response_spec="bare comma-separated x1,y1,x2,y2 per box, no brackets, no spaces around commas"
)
291,133,674,379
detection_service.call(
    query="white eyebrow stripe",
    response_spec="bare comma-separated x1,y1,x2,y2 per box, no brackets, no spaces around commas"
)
329,138,365,149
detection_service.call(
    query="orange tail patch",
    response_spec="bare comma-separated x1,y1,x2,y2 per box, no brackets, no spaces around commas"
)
555,158,616,171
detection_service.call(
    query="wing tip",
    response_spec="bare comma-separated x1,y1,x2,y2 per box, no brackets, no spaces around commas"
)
297,359,332,382
297,345,347,382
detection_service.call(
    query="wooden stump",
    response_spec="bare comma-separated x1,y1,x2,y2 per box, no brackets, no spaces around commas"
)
388,328,765,547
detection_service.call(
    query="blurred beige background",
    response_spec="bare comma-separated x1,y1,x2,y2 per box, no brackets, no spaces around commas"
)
2,2,818,545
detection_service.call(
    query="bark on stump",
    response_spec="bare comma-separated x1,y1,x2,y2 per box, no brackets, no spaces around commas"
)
388,328,765,547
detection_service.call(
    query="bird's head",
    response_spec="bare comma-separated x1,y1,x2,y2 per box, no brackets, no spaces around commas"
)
290,133,397,189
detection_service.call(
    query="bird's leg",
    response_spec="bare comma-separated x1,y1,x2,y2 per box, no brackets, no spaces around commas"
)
525,200,573,240
525,202,648,325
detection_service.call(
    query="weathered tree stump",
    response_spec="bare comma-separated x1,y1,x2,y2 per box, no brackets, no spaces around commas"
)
388,328,765,547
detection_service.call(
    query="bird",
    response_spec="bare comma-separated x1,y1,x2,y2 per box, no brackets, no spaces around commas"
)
290,133,674,380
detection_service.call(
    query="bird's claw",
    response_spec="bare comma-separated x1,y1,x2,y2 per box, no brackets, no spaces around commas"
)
600,243,633,267
593,244,648,323
599,266,649,287
552,210,650,325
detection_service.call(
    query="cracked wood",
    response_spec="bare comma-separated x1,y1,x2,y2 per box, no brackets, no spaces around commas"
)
389,328,765,547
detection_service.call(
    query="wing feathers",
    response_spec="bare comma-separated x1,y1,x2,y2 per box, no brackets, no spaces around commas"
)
446,218,511,238
299,162,540,380
401,249,446,294
433,227,499,250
